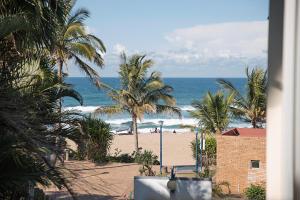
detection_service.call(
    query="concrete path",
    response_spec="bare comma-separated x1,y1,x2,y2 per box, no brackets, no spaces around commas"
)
46,161,149,200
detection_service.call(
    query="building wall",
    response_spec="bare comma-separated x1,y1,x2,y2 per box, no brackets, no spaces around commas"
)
216,135,266,194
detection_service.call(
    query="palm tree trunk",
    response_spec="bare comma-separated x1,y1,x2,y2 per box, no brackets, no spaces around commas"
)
132,113,139,152
54,60,63,164
57,59,63,115
252,119,257,128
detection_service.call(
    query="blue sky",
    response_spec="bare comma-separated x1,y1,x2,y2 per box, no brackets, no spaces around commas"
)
70,0,269,77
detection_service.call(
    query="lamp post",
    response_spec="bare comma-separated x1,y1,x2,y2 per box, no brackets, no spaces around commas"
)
199,125,204,172
159,120,164,174
195,127,199,173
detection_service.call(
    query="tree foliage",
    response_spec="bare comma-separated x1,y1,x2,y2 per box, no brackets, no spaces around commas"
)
0,55,82,198
190,91,234,133
218,67,267,128
0,0,105,198
244,184,266,200
96,53,181,151
52,4,106,86
80,116,113,163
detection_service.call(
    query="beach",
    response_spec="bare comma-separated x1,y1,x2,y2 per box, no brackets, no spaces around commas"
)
110,132,196,166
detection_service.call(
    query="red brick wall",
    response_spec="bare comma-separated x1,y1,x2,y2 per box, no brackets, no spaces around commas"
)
215,135,266,194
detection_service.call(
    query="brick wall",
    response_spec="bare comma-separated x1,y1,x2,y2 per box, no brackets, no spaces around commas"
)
215,135,266,194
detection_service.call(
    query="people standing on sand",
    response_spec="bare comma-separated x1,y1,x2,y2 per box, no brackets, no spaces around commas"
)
173,130,176,134
150,127,158,133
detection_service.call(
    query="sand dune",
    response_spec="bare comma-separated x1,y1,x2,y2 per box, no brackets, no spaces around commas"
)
110,132,196,166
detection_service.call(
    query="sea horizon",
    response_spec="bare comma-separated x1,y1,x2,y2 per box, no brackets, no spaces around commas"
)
64,77,250,133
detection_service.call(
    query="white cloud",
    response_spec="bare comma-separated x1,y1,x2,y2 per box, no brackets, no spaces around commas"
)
165,21,268,60
95,21,268,77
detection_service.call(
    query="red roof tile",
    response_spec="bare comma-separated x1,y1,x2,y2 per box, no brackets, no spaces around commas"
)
222,128,266,137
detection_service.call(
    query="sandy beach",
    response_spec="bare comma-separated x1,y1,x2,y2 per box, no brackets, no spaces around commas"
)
110,132,196,166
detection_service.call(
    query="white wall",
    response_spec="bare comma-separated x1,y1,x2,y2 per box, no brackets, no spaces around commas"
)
267,0,300,199
134,176,212,200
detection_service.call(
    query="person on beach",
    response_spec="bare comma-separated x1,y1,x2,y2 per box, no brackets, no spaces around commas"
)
173,130,176,134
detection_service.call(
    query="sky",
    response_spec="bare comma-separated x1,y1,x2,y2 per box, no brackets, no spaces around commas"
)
70,0,269,78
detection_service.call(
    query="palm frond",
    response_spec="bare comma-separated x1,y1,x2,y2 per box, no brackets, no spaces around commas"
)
68,8,90,24
72,54,100,86
69,42,95,60
156,105,182,118
94,105,124,115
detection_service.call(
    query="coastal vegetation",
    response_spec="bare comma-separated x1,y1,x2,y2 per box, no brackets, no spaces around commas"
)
52,5,105,86
191,135,216,167
190,91,235,134
0,0,105,198
135,150,159,176
190,67,267,133
79,116,113,163
96,53,181,151
218,68,267,128
244,184,266,200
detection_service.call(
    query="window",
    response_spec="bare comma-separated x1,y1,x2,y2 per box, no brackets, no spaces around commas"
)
251,160,260,168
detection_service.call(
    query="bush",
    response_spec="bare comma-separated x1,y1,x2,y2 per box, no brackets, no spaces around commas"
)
191,134,216,166
198,168,210,178
134,150,159,165
81,116,113,163
109,153,135,163
244,184,266,200
134,150,159,176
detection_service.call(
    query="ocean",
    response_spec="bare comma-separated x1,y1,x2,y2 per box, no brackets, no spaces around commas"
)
64,77,250,133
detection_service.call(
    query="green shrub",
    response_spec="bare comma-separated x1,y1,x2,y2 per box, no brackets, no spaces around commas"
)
134,150,158,176
81,116,113,163
76,140,88,160
109,153,135,163
191,134,216,161
134,150,159,165
198,168,210,178
244,184,266,200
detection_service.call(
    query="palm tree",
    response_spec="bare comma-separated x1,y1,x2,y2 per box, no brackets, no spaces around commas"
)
0,56,82,198
96,53,181,151
218,67,267,128
0,0,69,49
0,0,88,197
52,6,106,86
51,4,105,146
190,91,235,134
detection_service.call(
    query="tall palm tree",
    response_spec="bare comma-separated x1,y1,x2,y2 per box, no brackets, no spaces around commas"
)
218,67,267,128
190,91,235,134
52,6,106,86
0,0,87,197
96,53,181,151
0,56,82,197
52,4,105,144
0,0,69,50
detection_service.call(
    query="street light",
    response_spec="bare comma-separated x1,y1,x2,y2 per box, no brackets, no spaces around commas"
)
199,124,204,173
159,120,164,174
195,127,199,173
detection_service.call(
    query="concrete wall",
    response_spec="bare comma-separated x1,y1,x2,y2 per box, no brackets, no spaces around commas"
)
134,176,212,200
216,135,266,194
